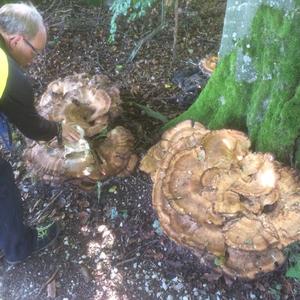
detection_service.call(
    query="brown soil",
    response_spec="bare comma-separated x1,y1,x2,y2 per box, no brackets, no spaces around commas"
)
1,1,300,299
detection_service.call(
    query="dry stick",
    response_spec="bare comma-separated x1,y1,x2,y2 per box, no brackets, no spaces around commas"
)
95,180,102,223
127,25,165,63
28,190,64,226
48,20,67,29
37,267,59,297
113,239,159,267
172,0,179,62
127,0,166,63
122,239,159,260
114,256,138,267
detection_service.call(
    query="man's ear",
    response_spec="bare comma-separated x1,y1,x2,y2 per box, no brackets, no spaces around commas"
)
8,35,23,48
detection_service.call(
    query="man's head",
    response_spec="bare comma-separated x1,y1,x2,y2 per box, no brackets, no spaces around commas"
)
0,2,46,67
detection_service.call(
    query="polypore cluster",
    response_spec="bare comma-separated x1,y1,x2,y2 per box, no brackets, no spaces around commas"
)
199,55,218,76
25,73,138,187
140,120,300,279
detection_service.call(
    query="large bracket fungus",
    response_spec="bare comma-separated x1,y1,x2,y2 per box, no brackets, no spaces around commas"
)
25,73,138,187
140,120,300,279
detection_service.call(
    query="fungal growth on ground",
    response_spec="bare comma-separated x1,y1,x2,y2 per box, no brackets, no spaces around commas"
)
140,120,300,279
199,55,218,76
25,73,138,187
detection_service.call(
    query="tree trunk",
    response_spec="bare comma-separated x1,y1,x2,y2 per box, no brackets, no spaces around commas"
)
166,0,300,167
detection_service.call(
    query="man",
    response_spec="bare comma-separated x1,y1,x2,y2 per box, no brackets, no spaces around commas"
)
0,2,80,264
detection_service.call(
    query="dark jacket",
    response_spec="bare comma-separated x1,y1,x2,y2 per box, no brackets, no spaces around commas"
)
0,36,58,141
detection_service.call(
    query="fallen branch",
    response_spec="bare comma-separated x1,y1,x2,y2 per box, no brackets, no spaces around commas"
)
172,0,179,62
95,181,102,223
114,256,138,267
127,0,166,63
37,267,59,297
28,190,64,226
122,239,159,260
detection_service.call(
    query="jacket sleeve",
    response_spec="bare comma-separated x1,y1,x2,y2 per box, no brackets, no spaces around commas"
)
0,57,58,141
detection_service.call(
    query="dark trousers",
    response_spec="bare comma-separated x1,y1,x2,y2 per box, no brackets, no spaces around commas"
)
0,157,35,262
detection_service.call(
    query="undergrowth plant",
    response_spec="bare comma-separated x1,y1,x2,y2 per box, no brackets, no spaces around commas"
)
285,242,300,280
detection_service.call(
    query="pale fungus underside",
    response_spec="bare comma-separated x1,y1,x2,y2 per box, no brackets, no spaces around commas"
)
140,120,300,279
25,73,138,188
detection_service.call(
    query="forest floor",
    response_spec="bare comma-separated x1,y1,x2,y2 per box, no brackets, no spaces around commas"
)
1,0,300,299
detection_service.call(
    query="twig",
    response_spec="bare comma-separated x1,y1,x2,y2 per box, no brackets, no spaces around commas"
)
127,25,165,63
113,256,138,267
96,181,102,222
122,239,159,260
37,267,59,297
113,239,160,268
48,20,67,29
28,190,64,226
127,0,166,63
172,0,179,62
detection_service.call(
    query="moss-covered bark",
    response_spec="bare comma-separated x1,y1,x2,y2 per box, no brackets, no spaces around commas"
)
165,1,300,166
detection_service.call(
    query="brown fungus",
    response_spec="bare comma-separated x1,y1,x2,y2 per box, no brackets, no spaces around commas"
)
199,55,218,76
140,121,300,279
25,73,137,187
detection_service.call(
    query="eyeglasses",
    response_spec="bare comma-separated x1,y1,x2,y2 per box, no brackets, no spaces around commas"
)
23,38,42,56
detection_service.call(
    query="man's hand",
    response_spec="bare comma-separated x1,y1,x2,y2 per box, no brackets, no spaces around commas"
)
61,123,81,143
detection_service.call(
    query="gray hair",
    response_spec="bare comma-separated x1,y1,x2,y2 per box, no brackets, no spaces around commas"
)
0,2,44,39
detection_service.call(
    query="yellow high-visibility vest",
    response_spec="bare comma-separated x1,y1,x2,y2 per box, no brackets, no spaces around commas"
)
0,47,8,99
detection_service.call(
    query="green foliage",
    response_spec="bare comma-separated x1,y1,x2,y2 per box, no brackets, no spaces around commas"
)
286,261,300,280
269,283,282,300
285,242,300,280
131,102,169,123
108,0,158,42
91,127,108,141
214,255,225,266
165,4,300,166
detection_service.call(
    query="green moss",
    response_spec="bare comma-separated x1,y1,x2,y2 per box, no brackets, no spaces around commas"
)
164,52,251,132
165,4,300,165
249,5,300,162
